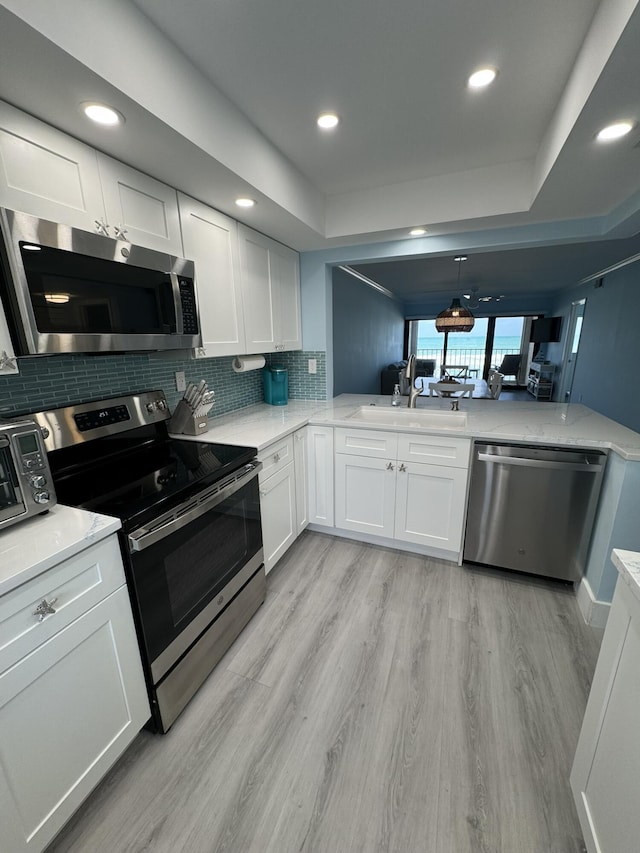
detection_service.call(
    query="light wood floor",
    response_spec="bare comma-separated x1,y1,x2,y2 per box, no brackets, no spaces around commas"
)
47,532,601,853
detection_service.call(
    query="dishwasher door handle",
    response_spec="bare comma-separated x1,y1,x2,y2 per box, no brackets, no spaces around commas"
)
476,452,605,473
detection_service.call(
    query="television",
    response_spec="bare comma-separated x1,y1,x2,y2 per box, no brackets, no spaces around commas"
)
530,316,562,343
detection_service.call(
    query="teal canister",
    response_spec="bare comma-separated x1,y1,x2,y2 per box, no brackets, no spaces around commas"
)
263,365,288,405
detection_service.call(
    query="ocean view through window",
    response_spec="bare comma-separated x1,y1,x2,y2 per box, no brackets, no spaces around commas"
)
413,316,526,378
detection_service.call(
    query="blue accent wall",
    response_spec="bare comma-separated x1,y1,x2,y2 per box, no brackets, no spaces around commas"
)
332,266,405,395
549,261,640,432
0,350,327,420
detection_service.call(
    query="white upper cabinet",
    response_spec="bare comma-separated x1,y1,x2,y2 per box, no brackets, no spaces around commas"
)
97,154,182,255
0,101,182,255
178,194,246,357
0,101,105,231
238,224,301,354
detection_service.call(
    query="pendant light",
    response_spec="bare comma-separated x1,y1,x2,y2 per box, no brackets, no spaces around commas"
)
435,257,475,333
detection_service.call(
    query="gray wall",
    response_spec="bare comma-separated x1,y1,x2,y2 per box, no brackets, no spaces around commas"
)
549,260,640,433
332,267,406,395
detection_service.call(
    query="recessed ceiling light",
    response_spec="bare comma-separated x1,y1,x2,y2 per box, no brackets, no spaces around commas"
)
454,255,468,262
82,102,123,126
596,121,634,142
409,227,427,236
468,67,497,89
317,112,340,129
235,197,256,208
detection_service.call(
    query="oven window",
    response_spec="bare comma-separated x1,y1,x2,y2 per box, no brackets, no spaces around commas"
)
164,510,250,625
127,475,262,665
0,446,23,522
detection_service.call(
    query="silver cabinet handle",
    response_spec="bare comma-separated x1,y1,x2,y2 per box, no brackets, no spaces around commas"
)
0,350,17,371
399,463,407,472
33,597,58,622
386,462,394,471
94,218,109,236
113,224,128,240
273,452,281,462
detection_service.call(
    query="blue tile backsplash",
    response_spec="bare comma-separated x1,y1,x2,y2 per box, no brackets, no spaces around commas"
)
0,350,327,419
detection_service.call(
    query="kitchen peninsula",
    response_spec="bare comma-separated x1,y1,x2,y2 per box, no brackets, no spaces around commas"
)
174,394,640,626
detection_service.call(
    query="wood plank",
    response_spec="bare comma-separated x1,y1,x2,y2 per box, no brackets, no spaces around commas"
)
45,532,599,853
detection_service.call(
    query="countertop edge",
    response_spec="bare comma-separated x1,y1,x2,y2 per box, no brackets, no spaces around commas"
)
611,548,640,607
0,506,122,598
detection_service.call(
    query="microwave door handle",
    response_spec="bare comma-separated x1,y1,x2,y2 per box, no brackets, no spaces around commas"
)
128,462,261,553
169,272,183,335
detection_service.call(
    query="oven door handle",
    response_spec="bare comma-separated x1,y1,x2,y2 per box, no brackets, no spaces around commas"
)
127,461,261,553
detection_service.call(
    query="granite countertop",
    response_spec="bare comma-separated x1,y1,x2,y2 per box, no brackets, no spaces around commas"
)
0,505,121,597
174,394,640,461
611,549,640,608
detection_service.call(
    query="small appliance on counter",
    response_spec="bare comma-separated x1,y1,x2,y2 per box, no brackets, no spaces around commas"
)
0,419,56,531
263,365,288,406
169,380,215,434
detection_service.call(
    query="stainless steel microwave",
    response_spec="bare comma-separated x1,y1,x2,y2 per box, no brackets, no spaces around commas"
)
0,208,201,355
0,419,56,532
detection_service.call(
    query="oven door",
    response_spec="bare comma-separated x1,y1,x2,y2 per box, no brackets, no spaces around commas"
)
126,462,263,683
0,437,25,528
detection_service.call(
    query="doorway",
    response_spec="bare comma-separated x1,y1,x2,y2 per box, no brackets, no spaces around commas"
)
559,299,585,402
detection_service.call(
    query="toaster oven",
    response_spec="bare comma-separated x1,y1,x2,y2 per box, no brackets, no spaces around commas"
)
0,420,56,531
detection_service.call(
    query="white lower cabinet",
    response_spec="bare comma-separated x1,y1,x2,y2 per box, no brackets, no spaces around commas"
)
307,426,335,527
0,536,149,853
258,428,308,573
394,460,468,550
570,572,640,853
334,428,470,555
293,428,309,534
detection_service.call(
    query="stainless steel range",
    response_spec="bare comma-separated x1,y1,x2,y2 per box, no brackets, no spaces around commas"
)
30,390,265,732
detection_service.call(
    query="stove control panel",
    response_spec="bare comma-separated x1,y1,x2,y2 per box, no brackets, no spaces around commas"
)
74,404,131,432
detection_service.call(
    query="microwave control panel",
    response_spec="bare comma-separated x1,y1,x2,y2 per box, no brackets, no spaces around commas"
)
179,278,199,334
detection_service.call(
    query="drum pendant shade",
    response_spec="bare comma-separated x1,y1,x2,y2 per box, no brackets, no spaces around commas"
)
435,298,475,332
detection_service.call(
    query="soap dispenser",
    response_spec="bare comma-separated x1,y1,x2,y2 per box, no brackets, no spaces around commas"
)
391,383,402,406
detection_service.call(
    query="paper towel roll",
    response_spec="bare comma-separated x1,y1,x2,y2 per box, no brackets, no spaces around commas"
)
232,354,266,373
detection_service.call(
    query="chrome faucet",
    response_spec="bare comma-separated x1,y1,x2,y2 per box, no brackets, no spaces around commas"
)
406,354,423,408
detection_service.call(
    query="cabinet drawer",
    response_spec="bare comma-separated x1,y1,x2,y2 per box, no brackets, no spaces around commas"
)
258,435,294,480
0,536,125,674
335,428,398,459
397,433,470,468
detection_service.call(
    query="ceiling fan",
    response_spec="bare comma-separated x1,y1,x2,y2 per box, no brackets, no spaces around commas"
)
462,287,505,309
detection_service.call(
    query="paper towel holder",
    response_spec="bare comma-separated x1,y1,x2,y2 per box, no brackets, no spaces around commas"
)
232,354,266,373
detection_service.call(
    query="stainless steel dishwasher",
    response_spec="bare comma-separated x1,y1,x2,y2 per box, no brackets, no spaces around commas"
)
463,442,607,582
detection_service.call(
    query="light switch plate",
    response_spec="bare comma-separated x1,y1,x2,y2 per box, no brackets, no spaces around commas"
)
308,358,317,374
175,371,186,392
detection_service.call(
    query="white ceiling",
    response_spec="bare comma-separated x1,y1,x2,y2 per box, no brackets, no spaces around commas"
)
1,0,640,301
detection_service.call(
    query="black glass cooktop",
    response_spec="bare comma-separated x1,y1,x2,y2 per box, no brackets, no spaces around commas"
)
50,434,256,533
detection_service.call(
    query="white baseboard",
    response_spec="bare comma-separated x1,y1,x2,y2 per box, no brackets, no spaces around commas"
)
576,576,611,629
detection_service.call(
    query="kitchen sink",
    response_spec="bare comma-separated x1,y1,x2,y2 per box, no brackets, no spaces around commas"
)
345,406,468,429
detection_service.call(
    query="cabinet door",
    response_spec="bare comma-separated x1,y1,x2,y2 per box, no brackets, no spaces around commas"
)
0,101,105,231
571,581,640,853
293,428,309,534
97,153,183,254
0,308,17,374
307,425,334,527
335,453,396,538
394,461,468,552
179,194,246,357
259,461,297,573
270,240,301,350
0,585,149,853
238,225,277,353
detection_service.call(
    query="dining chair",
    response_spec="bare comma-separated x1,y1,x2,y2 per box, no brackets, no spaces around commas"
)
428,382,474,398
487,369,503,399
